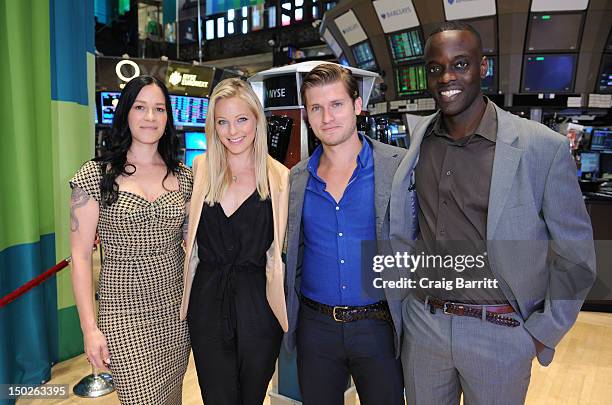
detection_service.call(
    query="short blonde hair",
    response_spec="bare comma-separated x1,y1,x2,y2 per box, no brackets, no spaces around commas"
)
203,78,270,204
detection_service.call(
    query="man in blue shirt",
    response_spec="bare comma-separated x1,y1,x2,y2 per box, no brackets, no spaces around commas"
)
284,63,407,404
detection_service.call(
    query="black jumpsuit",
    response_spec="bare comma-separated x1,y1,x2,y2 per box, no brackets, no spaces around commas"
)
187,190,283,405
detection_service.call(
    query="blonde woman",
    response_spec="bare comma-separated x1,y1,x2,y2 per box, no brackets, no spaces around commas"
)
180,78,289,404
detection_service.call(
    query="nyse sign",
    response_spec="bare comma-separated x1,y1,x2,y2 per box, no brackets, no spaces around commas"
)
264,75,298,108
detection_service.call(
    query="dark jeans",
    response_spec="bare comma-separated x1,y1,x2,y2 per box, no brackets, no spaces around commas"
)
296,303,405,405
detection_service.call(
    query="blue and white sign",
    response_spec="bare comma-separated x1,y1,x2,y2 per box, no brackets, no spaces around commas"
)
443,0,496,21
373,0,420,33
322,30,343,57
335,10,367,46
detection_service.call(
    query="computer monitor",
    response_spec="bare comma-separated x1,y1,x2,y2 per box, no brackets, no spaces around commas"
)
185,149,205,168
590,128,612,151
170,96,208,127
388,29,424,64
596,53,612,94
600,152,612,176
100,92,121,125
338,54,350,67
526,12,584,52
580,152,600,175
395,64,427,97
481,56,497,94
351,41,377,72
521,54,577,93
464,17,497,54
185,132,207,150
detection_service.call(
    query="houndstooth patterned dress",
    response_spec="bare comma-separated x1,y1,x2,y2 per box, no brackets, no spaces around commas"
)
70,160,193,405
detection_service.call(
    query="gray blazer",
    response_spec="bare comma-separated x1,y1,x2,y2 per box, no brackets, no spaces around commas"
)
284,136,407,356
390,102,596,366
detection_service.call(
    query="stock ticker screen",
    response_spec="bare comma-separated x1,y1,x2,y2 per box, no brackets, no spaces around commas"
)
395,64,427,96
170,96,208,128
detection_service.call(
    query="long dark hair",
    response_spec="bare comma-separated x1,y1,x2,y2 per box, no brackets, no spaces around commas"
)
96,75,180,206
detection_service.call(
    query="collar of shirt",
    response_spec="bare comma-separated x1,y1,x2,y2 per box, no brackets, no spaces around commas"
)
306,134,373,186
427,97,498,145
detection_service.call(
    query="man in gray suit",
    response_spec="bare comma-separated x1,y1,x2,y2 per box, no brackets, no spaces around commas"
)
284,63,406,404
390,22,596,404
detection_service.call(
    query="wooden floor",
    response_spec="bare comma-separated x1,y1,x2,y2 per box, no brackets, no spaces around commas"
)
16,311,612,405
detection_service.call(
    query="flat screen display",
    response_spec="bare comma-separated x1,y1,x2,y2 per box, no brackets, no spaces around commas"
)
100,92,121,125
170,96,208,127
185,149,205,168
521,54,576,93
395,64,427,96
481,56,497,93
526,13,583,52
591,129,612,151
352,41,377,72
338,54,350,67
388,29,423,64
580,152,599,174
185,132,207,150
596,54,612,94
465,17,497,54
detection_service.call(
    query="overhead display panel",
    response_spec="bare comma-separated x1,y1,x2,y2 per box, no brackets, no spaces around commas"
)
388,29,424,63
335,10,367,46
395,64,427,96
531,0,589,12
465,17,497,54
443,0,496,21
322,30,343,58
352,41,378,72
522,54,577,93
526,13,583,52
596,54,612,94
206,0,264,16
373,0,420,33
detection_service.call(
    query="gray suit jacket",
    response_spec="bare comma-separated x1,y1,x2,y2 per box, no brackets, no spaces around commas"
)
284,136,407,356
390,102,596,366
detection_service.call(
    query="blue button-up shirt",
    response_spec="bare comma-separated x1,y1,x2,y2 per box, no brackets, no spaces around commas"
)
301,137,378,306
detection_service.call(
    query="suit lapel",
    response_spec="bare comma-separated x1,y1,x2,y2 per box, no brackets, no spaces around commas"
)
389,112,437,242
487,105,523,238
288,163,309,237
372,140,401,240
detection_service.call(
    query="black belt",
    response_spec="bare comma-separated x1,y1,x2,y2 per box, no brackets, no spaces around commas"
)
418,294,519,328
300,295,392,323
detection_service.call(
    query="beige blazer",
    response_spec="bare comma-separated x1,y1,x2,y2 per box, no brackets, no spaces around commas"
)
179,153,289,332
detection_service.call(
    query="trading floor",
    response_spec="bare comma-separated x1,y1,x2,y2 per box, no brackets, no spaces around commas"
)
15,311,612,405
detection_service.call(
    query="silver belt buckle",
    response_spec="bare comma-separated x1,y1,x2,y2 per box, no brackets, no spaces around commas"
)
333,306,349,322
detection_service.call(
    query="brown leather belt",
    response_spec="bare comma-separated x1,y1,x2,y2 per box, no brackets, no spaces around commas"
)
300,295,392,323
422,296,519,328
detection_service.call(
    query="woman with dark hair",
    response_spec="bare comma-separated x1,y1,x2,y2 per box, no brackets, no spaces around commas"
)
69,75,192,404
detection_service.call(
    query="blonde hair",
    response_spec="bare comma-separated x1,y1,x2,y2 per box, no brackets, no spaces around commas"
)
203,78,270,204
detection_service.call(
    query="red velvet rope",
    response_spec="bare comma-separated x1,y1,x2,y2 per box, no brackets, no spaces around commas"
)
0,257,72,309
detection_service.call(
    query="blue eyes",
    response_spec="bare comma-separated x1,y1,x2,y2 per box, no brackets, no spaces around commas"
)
310,103,342,112
217,117,248,125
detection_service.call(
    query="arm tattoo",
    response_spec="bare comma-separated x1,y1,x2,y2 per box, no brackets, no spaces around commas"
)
70,186,90,232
